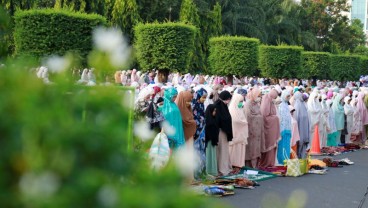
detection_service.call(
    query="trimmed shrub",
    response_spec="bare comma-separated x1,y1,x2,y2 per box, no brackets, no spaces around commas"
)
360,56,368,75
14,9,106,61
208,36,260,76
134,22,196,72
330,55,361,81
301,52,330,79
259,45,303,79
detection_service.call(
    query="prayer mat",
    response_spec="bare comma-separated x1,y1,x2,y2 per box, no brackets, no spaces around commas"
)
220,167,277,182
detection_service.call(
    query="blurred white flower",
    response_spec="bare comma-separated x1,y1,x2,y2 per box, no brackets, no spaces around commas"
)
44,55,71,73
109,39,131,68
173,146,199,177
121,90,134,109
162,121,176,136
93,27,123,53
93,27,131,68
134,120,155,141
19,171,60,198
97,185,118,208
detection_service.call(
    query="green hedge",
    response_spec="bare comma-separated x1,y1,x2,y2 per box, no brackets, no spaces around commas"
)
259,45,303,79
301,52,330,79
14,9,106,61
208,36,260,76
330,55,361,81
360,56,368,75
134,22,196,72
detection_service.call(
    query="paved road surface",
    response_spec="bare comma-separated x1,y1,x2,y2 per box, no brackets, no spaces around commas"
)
221,150,368,208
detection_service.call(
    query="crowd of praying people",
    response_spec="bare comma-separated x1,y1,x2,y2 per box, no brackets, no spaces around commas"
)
128,70,368,179
33,66,368,179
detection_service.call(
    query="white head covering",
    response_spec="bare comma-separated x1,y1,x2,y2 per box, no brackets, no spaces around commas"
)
307,91,322,127
41,67,49,79
176,85,186,93
281,89,291,102
37,66,46,78
274,85,282,94
326,99,333,107
344,96,352,104
136,86,154,103
131,82,139,88
353,90,359,98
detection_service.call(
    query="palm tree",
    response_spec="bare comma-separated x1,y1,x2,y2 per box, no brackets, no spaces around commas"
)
220,0,267,41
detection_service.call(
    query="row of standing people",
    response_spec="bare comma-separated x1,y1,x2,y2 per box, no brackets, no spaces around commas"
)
137,83,368,178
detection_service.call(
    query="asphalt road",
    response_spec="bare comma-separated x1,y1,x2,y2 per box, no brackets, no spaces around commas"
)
221,149,368,208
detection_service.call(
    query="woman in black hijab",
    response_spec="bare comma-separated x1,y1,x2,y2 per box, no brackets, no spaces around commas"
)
205,104,219,176
214,91,233,176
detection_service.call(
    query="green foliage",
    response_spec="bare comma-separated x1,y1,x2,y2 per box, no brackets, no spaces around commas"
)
360,56,368,75
0,7,12,59
180,0,200,26
14,9,106,62
208,36,260,76
259,45,303,78
300,52,330,79
330,19,366,52
180,0,204,72
193,1,222,73
53,0,106,15
134,22,196,72
0,51,226,208
330,55,361,81
1,0,33,15
299,0,364,53
111,0,141,41
136,0,181,22
353,45,368,56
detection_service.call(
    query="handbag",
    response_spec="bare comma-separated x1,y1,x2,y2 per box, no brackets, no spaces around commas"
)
284,149,302,177
148,132,171,170
298,158,308,174
146,101,165,129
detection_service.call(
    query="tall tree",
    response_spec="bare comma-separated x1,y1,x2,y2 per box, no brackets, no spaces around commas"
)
136,0,181,22
192,0,222,72
220,0,267,41
111,0,141,41
300,0,351,51
330,19,366,52
0,6,12,58
180,0,204,71
54,0,106,15
1,0,33,15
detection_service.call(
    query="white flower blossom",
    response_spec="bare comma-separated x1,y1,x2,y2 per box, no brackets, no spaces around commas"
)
134,120,155,141
109,43,131,68
44,55,71,73
93,27,123,53
121,90,134,109
93,27,131,68
162,121,176,136
97,185,118,208
19,171,60,198
173,146,199,177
